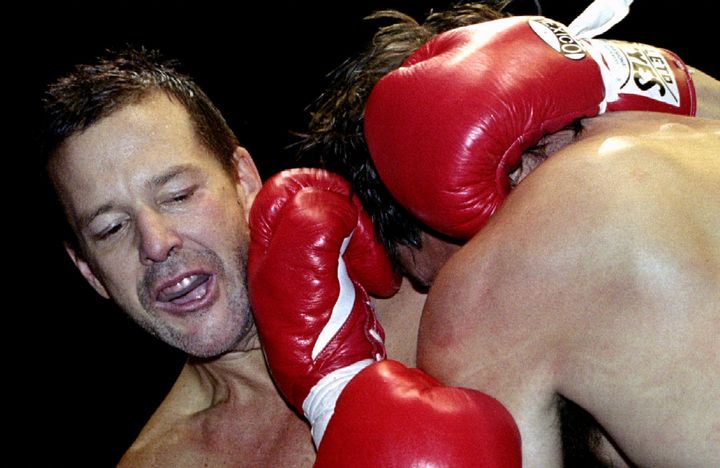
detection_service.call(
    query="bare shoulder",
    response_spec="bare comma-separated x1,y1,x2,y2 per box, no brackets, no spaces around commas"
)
118,360,316,467
118,425,199,467
418,113,720,465
418,139,629,383
118,363,207,466
416,162,598,464
420,113,720,382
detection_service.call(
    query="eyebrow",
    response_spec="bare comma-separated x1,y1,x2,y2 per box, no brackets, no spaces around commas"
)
78,164,199,230
147,164,198,189
78,203,114,230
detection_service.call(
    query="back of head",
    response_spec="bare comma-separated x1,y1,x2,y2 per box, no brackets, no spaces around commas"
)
296,1,510,265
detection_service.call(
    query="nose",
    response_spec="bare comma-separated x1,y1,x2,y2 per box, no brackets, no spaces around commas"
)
136,209,182,265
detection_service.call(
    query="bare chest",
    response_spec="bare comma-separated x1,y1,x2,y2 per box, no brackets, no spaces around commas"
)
182,406,316,467
122,400,316,467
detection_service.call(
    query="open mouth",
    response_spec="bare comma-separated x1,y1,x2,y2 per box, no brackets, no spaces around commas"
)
155,273,214,309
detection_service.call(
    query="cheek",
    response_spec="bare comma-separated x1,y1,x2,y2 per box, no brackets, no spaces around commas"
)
192,193,249,245
92,254,141,303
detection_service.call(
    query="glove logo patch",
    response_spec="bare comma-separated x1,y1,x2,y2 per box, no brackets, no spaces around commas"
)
600,40,682,107
529,18,586,60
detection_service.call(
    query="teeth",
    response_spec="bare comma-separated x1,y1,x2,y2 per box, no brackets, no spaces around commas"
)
176,276,195,290
163,275,197,295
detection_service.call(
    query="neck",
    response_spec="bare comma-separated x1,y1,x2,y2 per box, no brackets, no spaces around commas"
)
187,345,277,409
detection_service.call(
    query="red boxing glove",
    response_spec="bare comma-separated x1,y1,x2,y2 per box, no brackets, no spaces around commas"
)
248,168,400,417
249,169,522,465
315,360,522,468
364,15,696,239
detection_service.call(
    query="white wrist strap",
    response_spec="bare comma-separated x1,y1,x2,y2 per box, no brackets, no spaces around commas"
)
302,359,375,448
567,0,634,113
568,0,633,39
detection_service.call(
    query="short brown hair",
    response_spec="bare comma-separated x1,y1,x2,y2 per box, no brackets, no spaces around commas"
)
296,1,510,264
41,47,240,249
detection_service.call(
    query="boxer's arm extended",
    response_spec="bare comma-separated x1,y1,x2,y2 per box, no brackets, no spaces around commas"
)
249,169,521,467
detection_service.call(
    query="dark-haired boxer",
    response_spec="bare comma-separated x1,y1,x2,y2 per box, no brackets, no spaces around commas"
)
41,49,315,466
298,1,720,466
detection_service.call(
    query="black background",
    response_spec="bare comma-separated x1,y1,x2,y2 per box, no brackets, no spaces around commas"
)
16,1,716,465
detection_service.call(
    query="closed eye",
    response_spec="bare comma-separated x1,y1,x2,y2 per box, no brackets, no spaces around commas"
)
164,186,197,205
96,221,126,241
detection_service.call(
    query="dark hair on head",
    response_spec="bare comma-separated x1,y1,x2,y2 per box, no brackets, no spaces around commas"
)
296,1,510,265
43,46,239,172
41,47,239,250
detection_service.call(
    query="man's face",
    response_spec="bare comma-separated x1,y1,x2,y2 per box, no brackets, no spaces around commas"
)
51,93,261,357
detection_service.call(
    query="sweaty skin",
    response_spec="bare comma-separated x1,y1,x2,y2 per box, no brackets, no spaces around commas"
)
50,84,719,465
50,92,427,466
418,111,720,467
52,93,314,466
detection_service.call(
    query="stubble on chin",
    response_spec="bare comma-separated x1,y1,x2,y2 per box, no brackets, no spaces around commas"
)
132,246,254,358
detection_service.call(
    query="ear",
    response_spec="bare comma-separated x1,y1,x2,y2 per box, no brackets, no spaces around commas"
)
64,242,110,299
231,146,262,219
